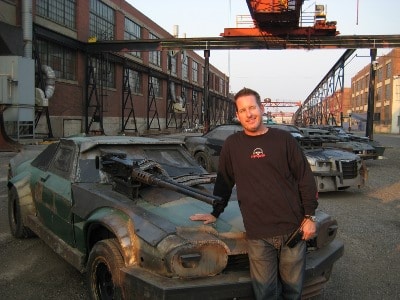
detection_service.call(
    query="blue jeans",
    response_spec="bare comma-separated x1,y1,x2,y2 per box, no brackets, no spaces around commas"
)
247,235,306,300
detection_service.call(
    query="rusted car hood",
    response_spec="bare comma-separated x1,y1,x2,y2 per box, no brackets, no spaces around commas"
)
304,147,360,160
72,183,244,248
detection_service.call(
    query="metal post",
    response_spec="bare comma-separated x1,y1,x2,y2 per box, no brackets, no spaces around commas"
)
366,48,377,140
203,50,210,133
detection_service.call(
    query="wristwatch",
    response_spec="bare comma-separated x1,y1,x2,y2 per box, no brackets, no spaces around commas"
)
305,215,317,222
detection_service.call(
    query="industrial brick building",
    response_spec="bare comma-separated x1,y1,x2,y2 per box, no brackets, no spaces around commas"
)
299,49,400,134
350,48,400,134
0,0,233,139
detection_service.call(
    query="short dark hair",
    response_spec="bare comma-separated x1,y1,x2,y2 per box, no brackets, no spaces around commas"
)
234,87,262,111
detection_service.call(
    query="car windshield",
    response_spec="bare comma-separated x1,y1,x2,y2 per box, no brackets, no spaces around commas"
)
77,144,203,183
144,148,194,166
206,125,242,140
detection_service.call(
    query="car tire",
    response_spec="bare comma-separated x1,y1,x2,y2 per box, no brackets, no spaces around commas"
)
87,239,125,300
8,185,34,238
194,151,212,172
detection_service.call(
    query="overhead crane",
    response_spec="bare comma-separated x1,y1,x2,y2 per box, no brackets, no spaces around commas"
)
222,0,338,37
262,97,300,122
262,98,302,108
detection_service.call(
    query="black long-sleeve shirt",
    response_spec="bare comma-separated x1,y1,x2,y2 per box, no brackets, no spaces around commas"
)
211,128,318,239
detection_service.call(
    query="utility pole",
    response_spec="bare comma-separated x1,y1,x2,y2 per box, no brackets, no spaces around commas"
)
366,48,377,140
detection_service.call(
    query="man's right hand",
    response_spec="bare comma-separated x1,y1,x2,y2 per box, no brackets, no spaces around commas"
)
189,213,217,225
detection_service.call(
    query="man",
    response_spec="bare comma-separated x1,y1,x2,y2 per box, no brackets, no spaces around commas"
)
190,87,318,299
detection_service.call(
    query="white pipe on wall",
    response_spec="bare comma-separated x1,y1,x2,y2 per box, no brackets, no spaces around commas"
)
22,0,33,58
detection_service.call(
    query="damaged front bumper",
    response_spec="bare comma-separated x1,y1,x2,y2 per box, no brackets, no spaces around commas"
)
120,239,344,299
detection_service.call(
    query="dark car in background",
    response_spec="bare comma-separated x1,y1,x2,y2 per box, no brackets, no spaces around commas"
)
300,126,385,160
7,135,343,299
184,124,367,192
183,124,243,173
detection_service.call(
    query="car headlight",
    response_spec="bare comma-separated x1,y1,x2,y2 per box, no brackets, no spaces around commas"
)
306,157,317,166
316,161,332,171
167,242,228,278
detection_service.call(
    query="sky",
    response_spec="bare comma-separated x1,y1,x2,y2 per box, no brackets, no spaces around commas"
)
127,0,400,107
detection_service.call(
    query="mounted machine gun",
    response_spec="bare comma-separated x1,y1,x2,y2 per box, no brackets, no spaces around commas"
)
99,152,222,206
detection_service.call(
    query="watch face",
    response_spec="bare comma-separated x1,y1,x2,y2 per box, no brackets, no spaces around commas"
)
306,216,317,222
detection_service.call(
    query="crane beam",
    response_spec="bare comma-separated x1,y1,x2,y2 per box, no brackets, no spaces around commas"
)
263,99,302,107
86,35,400,52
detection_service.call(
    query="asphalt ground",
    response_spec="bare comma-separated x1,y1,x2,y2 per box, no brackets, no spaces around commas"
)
0,133,399,299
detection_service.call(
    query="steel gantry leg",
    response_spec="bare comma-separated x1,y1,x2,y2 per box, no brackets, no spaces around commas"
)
121,66,138,134
85,54,105,135
366,49,377,140
147,77,161,131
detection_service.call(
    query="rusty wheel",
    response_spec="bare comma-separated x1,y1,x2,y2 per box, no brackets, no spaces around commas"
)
87,239,125,300
8,185,34,238
194,151,212,172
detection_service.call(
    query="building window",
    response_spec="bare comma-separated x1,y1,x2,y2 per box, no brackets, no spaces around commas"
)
128,69,142,94
385,83,391,100
376,67,383,82
214,75,221,92
36,0,76,29
89,0,114,40
362,92,367,106
384,105,391,124
168,52,177,75
149,76,162,97
149,33,161,67
385,62,392,79
36,39,76,81
376,86,382,101
219,77,224,94
356,94,360,107
193,90,198,105
182,52,188,80
192,61,198,83
124,18,142,59
90,56,115,89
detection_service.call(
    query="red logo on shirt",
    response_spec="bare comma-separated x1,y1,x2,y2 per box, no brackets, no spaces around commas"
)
251,148,266,159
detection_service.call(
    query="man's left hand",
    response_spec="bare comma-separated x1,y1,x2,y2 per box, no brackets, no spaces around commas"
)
301,219,317,240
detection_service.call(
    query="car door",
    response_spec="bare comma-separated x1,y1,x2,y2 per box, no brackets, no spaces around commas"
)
35,141,76,246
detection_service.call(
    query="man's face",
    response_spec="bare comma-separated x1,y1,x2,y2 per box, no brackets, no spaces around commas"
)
235,95,264,135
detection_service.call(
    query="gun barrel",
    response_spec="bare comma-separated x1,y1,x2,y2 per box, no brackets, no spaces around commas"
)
132,168,221,206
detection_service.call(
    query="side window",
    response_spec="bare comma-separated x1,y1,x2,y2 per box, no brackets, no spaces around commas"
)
220,128,237,139
48,146,75,179
209,128,235,140
31,142,59,171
